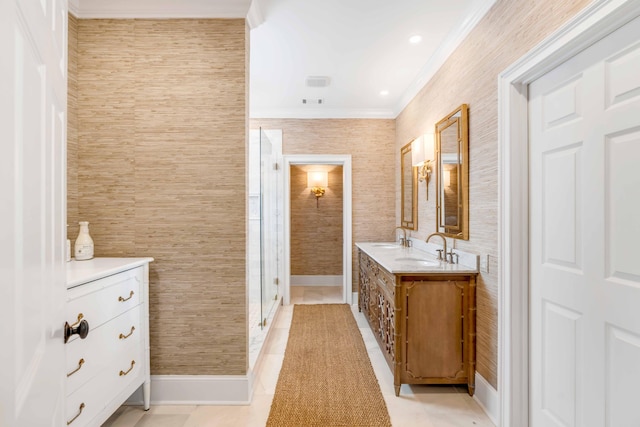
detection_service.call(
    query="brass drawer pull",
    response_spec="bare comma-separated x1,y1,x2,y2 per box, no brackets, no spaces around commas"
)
119,360,136,376
67,403,85,425
119,326,135,340
118,290,134,302
67,358,85,377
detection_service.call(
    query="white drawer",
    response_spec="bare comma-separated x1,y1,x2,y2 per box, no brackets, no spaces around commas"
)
65,343,144,427
66,267,142,343
65,307,141,395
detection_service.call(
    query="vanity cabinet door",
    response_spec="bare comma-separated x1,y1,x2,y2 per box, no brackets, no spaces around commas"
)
401,280,468,382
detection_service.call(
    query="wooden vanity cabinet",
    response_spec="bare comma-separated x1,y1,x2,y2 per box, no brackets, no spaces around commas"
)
358,250,476,396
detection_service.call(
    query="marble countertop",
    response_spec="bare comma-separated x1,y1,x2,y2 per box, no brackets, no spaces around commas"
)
356,242,478,274
67,257,154,289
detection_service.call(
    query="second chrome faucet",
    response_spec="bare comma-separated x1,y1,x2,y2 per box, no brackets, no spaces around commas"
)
426,232,457,264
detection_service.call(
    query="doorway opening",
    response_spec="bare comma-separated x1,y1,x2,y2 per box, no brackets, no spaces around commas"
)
289,164,343,303
283,155,353,306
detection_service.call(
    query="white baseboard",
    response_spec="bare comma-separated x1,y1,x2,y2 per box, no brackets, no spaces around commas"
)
352,292,358,305
126,375,251,406
474,372,499,426
290,275,342,286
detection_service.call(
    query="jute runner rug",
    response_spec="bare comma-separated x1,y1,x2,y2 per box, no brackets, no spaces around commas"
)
266,304,392,427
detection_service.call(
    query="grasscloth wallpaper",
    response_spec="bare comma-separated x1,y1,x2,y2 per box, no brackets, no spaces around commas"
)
290,165,343,276
395,0,591,388
251,119,397,291
70,18,248,375
67,14,78,238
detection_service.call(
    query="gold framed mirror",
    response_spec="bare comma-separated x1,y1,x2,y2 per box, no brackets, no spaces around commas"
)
435,104,469,239
400,141,417,230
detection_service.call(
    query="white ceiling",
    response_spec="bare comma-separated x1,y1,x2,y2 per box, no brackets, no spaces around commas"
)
70,0,495,119
250,0,494,119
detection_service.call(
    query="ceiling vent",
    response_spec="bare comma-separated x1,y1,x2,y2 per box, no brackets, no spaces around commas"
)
305,76,331,88
302,98,324,105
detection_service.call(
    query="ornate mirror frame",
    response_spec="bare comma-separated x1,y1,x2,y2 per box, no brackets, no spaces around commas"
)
435,104,469,239
400,141,418,230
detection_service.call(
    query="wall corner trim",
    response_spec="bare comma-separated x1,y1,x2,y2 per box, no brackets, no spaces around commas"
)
473,373,499,426
125,375,252,406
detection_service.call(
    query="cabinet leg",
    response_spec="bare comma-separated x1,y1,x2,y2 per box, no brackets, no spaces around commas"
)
143,381,151,410
394,385,401,397
467,384,475,397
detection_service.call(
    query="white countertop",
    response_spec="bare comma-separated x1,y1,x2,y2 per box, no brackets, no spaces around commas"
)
356,242,478,274
67,257,154,288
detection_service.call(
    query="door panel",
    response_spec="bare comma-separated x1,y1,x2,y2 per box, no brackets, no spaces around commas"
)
606,130,640,281
529,15,640,427
0,0,67,426
541,301,581,427
605,326,640,427
542,144,582,269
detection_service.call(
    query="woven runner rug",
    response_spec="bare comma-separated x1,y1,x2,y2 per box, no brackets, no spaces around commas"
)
266,304,392,427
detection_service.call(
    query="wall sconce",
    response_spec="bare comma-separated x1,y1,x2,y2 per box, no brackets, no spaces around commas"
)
411,133,435,200
307,170,328,208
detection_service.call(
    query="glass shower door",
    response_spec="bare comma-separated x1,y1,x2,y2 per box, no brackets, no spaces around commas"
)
259,129,279,328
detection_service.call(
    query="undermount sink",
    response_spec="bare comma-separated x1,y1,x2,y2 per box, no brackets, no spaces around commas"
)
372,243,400,248
394,257,440,267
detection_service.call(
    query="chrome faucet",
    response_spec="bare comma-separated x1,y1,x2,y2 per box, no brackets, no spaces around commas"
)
426,232,448,263
394,227,409,247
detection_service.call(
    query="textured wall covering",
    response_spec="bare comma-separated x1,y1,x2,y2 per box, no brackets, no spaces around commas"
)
290,165,343,276
395,0,591,388
251,119,396,291
67,13,78,239
75,19,247,375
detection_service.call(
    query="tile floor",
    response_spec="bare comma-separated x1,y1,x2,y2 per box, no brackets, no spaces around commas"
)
103,286,495,427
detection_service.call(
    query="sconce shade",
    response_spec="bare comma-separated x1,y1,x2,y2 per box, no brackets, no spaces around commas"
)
307,171,328,189
411,136,424,166
423,133,435,163
411,133,435,166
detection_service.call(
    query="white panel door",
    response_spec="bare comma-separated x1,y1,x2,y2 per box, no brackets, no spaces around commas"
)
529,15,640,427
0,0,67,426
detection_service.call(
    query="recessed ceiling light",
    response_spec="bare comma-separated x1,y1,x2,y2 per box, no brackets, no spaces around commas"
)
409,35,422,44
379,90,389,96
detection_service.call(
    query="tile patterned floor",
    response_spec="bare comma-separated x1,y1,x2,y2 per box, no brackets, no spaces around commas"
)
103,286,495,427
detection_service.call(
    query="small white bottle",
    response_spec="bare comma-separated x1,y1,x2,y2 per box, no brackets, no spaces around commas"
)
74,221,94,260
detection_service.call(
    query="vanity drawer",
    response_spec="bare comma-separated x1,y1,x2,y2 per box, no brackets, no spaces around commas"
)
66,306,141,395
66,267,142,342
375,266,396,297
65,343,144,427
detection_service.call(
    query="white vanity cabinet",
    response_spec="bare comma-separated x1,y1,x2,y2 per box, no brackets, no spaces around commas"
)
65,258,153,427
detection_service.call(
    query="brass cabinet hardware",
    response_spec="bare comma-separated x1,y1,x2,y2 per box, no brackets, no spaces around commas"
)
64,317,90,343
67,403,85,425
119,360,135,376
118,290,134,302
67,358,85,377
119,326,135,339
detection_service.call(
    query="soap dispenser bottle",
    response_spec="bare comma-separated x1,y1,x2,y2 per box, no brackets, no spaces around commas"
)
74,221,94,260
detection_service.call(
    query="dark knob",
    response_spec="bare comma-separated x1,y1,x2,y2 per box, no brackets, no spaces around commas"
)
64,319,90,343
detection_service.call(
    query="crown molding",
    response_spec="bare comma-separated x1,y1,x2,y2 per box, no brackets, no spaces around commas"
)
68,0,80,16
393,0,497,117
250,107,396,120
72,0,252,19
246,0,264,30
